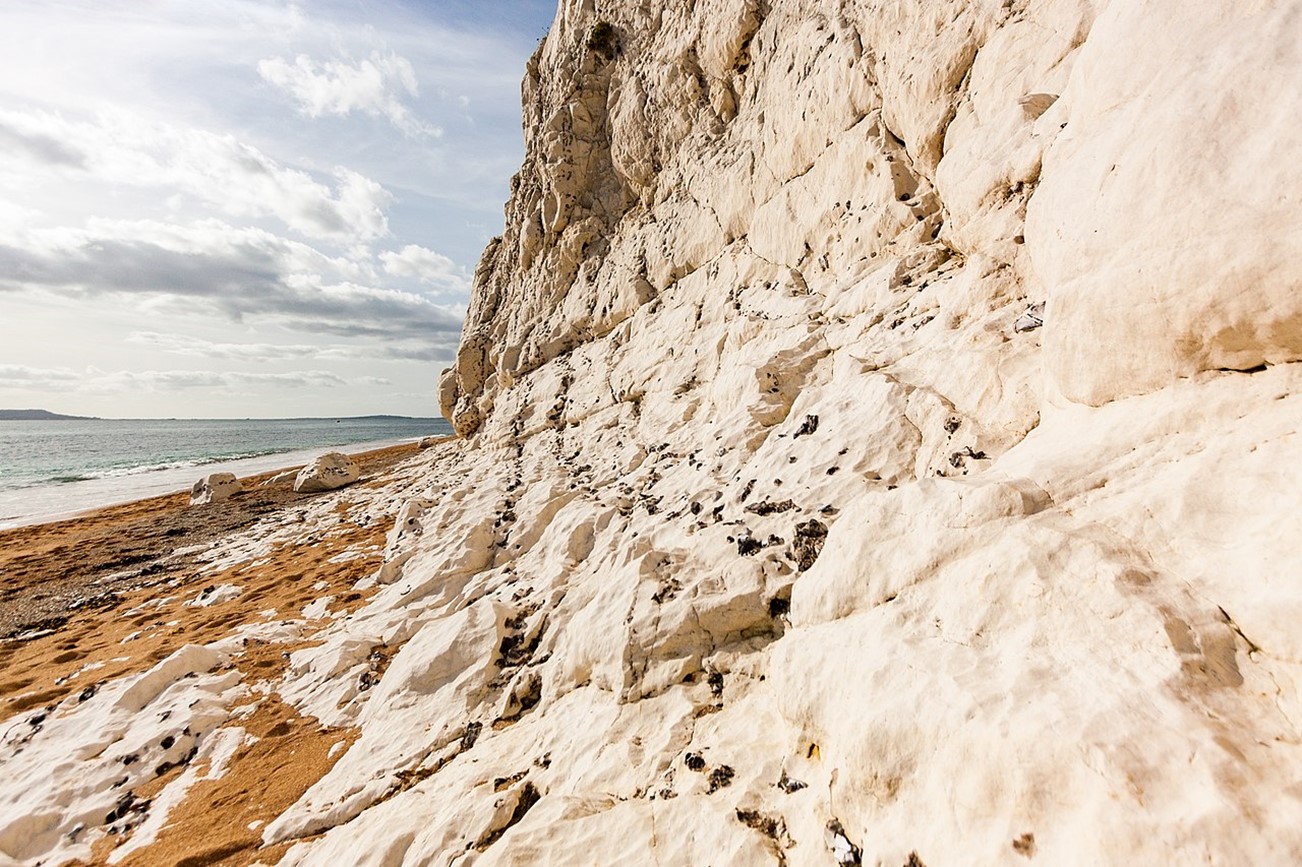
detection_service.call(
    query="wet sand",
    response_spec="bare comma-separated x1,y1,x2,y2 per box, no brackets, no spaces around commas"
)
0,439,444,865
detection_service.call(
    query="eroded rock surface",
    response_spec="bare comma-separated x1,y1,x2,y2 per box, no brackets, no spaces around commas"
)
6,1,1300,865
293,453,360,494
283,1,1302,863
189,472,241,506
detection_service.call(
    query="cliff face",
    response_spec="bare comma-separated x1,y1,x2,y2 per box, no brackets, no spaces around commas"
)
327,0,1302,862
7,2,1300,865
300,0,1300,862
443,0,1302,435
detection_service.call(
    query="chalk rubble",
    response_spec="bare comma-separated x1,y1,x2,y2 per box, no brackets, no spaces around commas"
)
189,472,241,505
293,453,360,494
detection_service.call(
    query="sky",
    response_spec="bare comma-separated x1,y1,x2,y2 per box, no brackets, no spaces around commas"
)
0,0,557,419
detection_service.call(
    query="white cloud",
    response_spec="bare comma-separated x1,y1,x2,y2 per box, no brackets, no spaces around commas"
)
258,51,441,139
0,364,81,389
126,333,325,363
380,244,468,290
0,115,85,168
95,369,351,391
0,363,355,393
127,332,449,363
0,107,392,243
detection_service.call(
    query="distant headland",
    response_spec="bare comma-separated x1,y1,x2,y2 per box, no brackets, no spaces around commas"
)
0,410,443,422
0,409,99,421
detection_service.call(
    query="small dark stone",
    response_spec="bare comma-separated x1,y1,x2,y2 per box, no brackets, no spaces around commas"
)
684,752,706,771
493,771,526,792
460,721,483,751
793,414,820,438
827,818,862,864
768,597,791,618
744,499,795,516
777,770,807,793
78,684,98,703
736,809,785,841
707,765,735,792
159,735,175,750
736,534,762,556
707,671,724,697
791,519,829,571
948,446,989,468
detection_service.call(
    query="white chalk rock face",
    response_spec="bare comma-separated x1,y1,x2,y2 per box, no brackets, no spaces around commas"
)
293,452,359,493
1027,0,1302,405
189,472,241,505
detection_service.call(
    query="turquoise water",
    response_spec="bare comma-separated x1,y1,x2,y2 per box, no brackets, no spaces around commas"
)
0,416,451,528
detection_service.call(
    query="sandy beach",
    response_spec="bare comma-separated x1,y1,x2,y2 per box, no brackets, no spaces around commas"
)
0,439,444,866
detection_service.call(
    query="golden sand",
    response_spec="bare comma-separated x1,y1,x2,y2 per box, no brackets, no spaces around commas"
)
0,441,433,865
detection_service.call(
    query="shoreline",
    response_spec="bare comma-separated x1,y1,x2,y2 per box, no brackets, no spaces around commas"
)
0,434,446,532
0,436,451,865
0,438,446,645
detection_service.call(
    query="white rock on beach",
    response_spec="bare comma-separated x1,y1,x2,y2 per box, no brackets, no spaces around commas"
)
293,452,360,494
261,467,302,487
189,472,241,505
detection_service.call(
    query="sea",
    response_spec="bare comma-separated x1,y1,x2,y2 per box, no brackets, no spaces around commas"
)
0,416,452,530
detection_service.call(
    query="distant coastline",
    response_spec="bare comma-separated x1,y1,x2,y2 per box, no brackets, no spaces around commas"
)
0,410,439,422
0,409,99,421
0,415,453,528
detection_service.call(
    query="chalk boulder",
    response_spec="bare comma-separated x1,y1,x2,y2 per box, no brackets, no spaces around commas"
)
293,453,359,494
260,468,302,487
189,472,241,505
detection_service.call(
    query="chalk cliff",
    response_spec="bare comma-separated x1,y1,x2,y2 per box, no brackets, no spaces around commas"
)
341,1,1302,861
415,2,1302,861
4,1,1301,865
